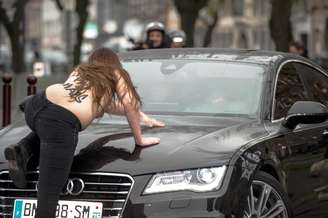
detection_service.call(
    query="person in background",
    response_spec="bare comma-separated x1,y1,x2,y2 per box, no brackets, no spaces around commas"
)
133,21,171,50
168,30,186,48
288,41,308,58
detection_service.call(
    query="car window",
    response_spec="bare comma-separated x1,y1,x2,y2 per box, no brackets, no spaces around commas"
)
274,62,307,119
295,63,328,106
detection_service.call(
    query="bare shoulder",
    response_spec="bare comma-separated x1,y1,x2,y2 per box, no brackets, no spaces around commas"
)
45,84,66,101
47,83,63,91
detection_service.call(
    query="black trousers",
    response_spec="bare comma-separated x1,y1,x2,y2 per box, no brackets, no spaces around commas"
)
21,91,81,218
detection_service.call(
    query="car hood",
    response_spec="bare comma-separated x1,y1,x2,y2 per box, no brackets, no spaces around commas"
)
0,115,268,176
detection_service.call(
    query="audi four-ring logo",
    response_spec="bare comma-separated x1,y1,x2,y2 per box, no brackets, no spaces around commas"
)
64,178,85,196
36,178,85,196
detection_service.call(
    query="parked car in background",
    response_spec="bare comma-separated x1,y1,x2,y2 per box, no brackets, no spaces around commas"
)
0,48,328,218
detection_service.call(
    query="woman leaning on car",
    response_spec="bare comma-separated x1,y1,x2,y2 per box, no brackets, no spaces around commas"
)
4,47,165,218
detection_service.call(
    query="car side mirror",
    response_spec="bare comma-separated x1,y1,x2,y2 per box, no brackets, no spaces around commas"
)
282,101,328,130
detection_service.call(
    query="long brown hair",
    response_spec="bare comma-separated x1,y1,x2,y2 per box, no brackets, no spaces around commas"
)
70,48,141,110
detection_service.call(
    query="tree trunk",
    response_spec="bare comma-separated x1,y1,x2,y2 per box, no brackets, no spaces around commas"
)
269,0,293,52
0,0,28,74
173,0,208,47
180,10,199,47
10,32,25,73
202,12,218,47
73,0,90,66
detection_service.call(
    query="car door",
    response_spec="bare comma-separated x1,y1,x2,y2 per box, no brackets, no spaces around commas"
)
272,61,328,218
296,62,328,216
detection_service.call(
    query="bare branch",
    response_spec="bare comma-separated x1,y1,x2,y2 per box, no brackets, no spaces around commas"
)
202,11,218,47
53,0,64,11
0,0,14,35
12,0,29,27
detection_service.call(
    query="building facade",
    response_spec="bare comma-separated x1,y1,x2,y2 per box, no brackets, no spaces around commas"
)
96,0,170,46
212,0,328,57
292,0,328,57
2,0,327,61
127,0,169,23
212,0,274,50
25,0,42,51
41,0,63,49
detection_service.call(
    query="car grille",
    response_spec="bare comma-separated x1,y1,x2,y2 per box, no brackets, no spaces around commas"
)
0,171,134,218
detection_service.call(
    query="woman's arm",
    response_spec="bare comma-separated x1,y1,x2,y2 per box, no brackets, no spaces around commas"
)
105,100,125,115
106,101,165,127
123,101,143,145
114,70,161,146
139,111,165,127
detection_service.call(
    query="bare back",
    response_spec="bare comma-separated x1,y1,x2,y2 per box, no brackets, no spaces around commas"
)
45,73,105,129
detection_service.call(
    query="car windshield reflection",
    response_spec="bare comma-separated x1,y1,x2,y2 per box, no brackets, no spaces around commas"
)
121,60,265,117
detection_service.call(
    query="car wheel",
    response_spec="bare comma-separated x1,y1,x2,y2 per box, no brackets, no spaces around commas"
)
243,171,292,218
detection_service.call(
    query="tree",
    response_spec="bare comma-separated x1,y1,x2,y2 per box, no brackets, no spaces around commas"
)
269,0,294,52
199,0,223,47
52,0,90,66
173,0,208,47
0,0,29,74
73,0,90,66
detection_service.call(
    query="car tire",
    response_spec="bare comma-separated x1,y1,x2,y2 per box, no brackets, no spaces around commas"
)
243,171,293,218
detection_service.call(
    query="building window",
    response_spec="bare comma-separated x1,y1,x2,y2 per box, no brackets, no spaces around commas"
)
232,0,244,16
254,0,260,16
261,0,268,15
254,0,269,16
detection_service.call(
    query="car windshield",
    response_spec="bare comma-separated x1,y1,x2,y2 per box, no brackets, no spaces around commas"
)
120,59,265,117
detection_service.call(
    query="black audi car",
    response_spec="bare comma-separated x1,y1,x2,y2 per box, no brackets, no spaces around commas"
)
1,48,328,218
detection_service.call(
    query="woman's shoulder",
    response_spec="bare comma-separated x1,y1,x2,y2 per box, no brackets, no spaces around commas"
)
47,83,64,91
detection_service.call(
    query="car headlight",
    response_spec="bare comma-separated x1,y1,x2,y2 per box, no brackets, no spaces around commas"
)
143,166,227,194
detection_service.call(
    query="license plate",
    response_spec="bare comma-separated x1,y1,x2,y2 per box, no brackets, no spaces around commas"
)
13,199,102,218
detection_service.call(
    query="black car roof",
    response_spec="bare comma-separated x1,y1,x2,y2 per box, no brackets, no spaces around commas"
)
119,48,301,65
